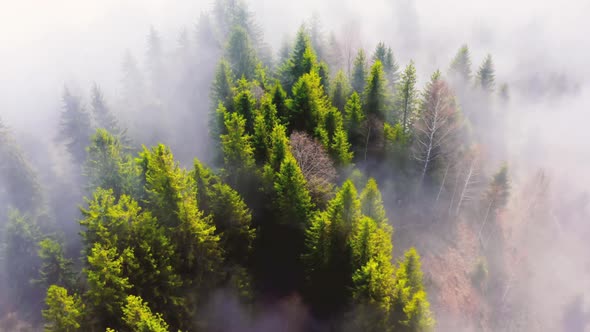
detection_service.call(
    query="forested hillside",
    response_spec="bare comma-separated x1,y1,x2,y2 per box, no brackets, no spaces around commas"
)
1,1,589,331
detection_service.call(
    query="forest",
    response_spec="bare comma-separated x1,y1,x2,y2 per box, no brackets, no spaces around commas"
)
1,0,589,331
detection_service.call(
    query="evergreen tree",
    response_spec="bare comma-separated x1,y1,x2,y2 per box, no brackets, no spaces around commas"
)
318,61,330,92
331,70,351,112
37,238,74,290
360,178,387,224
372,42,400,87
84,243,132,329
225,26,258,80
344,92,365,149
274,155,314,228
252,94,278,162
363,60,390,120
280,27,318,93
351,49,368,94
85,129,140,198
394,62,418,133
476,54,495,92
449,44,472,83
146,26,165,94
270,80,289,123
43,285,84,332
288,70,330,132
90,84,126,141
220,112,256,193
232,78,257,133
122,295,170,332
210,60,234,112
59,87,93,165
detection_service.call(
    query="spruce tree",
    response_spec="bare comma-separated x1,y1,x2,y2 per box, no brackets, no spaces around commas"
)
363,60,390,120
59,87,93,166
394,62,418,133
449,44,472,83
43,285,84,332
331,70,351,112
351,49,368,94
280,27,318,94
225,26,258,80
476,54,495,92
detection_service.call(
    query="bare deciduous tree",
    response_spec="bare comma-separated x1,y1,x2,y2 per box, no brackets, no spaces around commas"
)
289,131,337,204
413,79,462,187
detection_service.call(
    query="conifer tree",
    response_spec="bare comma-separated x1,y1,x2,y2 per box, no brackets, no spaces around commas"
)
360,178,387,224
270,80,289,123
252,94,278,162
476,54,495,92
288,70,330,132
364,60,390,120
351,49,368,94
372,42,400,87
233,78,257,133
122,295,170,332
394,62,418,133
280,27,318,93
210,60,234,112
448,44,472,83
90,84,124,138
331,70,351,112
220,112,256,192
59,87,93,166
37,238,74,290
226,26,258,80
43,285,84,332
344,92,365,148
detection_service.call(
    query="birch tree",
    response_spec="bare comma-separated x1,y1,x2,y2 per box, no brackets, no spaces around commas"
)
413,77,462,187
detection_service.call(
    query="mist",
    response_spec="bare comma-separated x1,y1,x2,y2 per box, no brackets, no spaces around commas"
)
1,0,589,331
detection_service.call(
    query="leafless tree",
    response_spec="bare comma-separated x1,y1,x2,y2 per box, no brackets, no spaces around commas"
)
413,79,462,187
289,131,337,204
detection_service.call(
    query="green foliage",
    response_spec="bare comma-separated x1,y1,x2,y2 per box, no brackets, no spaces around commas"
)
449,45,472,83
471,257,488,290
225,26,258,80
210,60,234,112
331,70,351,112
91,84,127,142
318,61,330,92
232,78,257,132
363,60,390,120
84,243,132,327
280,27,318,93
43,285,84,332
476,54,495,92
221,112,256,192
252,94,278,162
485,163,510,212
122,295,170,332
360,178,387,224
344,92,365,147
330,126,353,166
373,42,400,87
1,210,43,316
270,81,289,123
37,238,74,289
274,155,314,228
394,62,418,133
352,49,368,94
85,129,140,198
288,70,330,132
59,87,93,165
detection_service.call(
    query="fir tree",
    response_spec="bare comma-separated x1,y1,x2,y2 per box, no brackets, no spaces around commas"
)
476,54,495,92
43,285,84,332
331,70,351,112
351,49,368,94
394,62,418,133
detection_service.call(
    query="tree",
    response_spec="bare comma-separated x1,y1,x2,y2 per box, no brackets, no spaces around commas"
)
232,78,257,133
288,70,330,132
192,158,255,267
476,54,495,92
360,178,387,224
331,70,351,112
289,131,337,205
392,248,434,331
220,112,256,193
1,210,43,316
122,295,170,332
252,94,278,162
146,26,165,94
274,155,314,228
270,81,289,123
413,77,462,187
90,84,126,141
394,62,418,133
363,60,389,120
280,27,318,93
210,60,234,112
225,26,258,80
448,45,472,83
85,129,140,198
344,92,365,148
84,243,132,328
43,285,83,332
351,49,368,94
372,42,400,87
37,238,74,290
59,87,93,166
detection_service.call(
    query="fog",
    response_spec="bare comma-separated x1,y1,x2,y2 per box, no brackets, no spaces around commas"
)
1,0,590,331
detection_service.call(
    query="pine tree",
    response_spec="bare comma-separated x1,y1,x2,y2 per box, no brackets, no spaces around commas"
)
210,60,235,112
43,285,84,332
274,155,314,228
122,295,170,332
394,62,418,133
59,87,93,166
351,49,368,94
476,54,495,92
225,26,258,80
318,61,331,92
363,60,390,120
288,70,330,132
270,80,289,123
449,45,472,83
331,70,351,112
252,94,278,162
344,92,365,148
